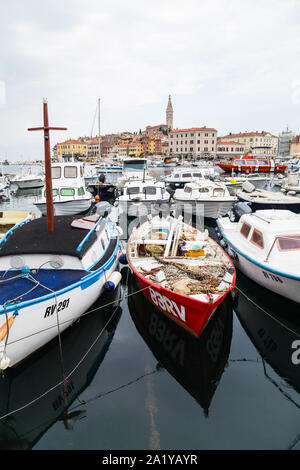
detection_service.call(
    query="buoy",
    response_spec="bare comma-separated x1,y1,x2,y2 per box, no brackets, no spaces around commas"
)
0,355,11,370
21,265,30,275
230,179,236,183
95,195,100,202
104,271,122,291
119,252,127,264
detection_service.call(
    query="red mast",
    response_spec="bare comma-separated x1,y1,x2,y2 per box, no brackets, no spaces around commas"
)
28,98,67,232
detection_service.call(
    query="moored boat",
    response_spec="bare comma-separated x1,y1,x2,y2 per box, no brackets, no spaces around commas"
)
236,182,300,213
127,215,236,337
216,154,287,174
217,209,300,303
0,211,34,240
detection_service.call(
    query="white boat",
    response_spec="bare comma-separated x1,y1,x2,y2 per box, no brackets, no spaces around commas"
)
0,211,34,240
224,174,271,196
217,209,300,303
83,164,99,186
173,180,236,219
275,173,300,195
116,158,155,194
0,206,121,368
116,180,171,217
10,172,44,189
35,161,93,216
237,182,300,213
163,168,216,190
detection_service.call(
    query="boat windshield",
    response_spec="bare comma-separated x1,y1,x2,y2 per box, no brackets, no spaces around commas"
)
127,187,140,195
277,235,300,251
123,161,147,172
60,188,75,196
52,167,61,179
44,188,58,197
193,173,202,177
182,173,192,178
143,187,156,195
64,166,78,178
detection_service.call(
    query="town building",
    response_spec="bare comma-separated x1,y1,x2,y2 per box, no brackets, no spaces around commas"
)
166,95,173,130
168,127,217,158
220,131,278,156
216,140,245,158
278,127,295,156
56,139,88,160
290,136,300,157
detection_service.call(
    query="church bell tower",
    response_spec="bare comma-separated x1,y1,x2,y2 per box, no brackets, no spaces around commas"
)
166,95,173,130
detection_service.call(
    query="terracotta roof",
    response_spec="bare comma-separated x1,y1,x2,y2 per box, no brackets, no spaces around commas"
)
58,139,87,145
221,131,273,138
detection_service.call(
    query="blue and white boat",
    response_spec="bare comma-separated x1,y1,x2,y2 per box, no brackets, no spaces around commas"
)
0,207,121,368
217,209,300,303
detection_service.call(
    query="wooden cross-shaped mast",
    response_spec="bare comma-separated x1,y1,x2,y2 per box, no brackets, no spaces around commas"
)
28,98,67,232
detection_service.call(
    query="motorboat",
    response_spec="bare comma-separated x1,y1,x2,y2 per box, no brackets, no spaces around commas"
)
116,158,155,195
0,211,34,240
224,174,271,196
173,180,237,219
236,181,300,213
0,206,121,368
275,173,300,195
35,161,94,216
162,156,178,167
128,270,233,415
10,172,45,189
116,180,171,217
127,214,236,337
163,167,216,190
216,154,287,174
216,209,300,303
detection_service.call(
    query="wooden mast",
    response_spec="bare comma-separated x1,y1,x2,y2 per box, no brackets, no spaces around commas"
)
28,98,67,232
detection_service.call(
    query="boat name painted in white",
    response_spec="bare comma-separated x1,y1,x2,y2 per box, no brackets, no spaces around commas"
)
149,288,186,322
262,271,283,284
292,340,300,365
44,298,70,318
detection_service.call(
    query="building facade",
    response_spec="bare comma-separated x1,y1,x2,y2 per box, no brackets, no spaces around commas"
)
290,136,300,157
56,139,88,159
216,141,245,158
220,131,278,156
168,127,217,158
278,128,295,156
166,95,173,130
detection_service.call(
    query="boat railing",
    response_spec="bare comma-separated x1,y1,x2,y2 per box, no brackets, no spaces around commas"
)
76,216,103,253
0,217,32,249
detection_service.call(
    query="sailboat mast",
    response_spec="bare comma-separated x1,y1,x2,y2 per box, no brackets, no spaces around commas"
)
98,98,101,160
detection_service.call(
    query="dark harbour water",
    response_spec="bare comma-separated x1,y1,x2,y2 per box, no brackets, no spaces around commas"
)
0,166,299,451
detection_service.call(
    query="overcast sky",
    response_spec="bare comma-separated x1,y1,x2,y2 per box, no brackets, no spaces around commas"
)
1,0,300,160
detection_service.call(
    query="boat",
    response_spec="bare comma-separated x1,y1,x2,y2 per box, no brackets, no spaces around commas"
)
116,158,155,195
10,172,45,189
127,214,236,337
116,180,171,218
275,173,300,195
0,287,122,449
34,161,94,216
0,99,121,369
172,180,237,219
0,211,34,240
236,181,300,213
83,163,99,186
224,174,271,196
161,156,178,167
128,270,233,415
216,154,287,174
216,209,300,303
163,167,217,190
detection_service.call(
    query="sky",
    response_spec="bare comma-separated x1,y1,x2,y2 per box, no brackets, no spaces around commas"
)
0,0,300,160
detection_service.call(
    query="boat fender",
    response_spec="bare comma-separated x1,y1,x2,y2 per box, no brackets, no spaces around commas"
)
119,252,127,264
220,239,227,248
227,247,237,260
104,271,122,291
0,355,10,370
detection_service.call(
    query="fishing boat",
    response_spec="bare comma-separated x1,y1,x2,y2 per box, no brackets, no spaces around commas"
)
216,209,300,303
0,99,121,369
172,180,236,219
127,214,236,337
35,161,94,216
216,154,287,174
116,180,171,217
0,211,34,240
163,167,216,190
10,172,45,189
128,270,233,414
116,158,155,195
236,182,300,213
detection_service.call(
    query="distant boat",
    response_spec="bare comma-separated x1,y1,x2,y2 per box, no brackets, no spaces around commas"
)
216,153,287,174
0,211,34,240
10,173,45,189
116,180,170,217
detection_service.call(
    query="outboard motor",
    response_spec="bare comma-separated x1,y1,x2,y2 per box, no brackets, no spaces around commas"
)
242,180,255,193
231,201,252,222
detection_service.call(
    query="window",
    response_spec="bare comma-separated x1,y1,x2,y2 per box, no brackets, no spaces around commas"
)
64,166,78,178
240,222,251,238
127,187,139,195
52,167,61,179
250,229,264,248
143,187,156,195
182,173,192,178
60,188,75,197
44,188,58,197
184,186,192,193
277,235,300,251
78,187,85,196
193,173,202,177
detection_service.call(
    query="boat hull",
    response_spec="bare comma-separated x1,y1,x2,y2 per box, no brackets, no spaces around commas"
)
174,199,235,219
128,261,233,337
0,253,119,367
216,164,286,174
237,195,300,214
35,198,93,216
12,179,44,189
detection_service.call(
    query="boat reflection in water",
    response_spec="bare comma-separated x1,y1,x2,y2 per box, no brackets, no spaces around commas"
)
0,287,122,450
127,271,233,415
235,271,300,395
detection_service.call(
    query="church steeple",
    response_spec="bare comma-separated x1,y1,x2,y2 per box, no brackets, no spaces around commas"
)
166,95,173,130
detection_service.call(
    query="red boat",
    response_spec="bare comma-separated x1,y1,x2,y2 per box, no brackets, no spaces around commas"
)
216,153,287,174
127,215,236,337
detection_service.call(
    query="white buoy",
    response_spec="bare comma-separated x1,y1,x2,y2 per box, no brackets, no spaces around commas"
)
0,355,11,370
104,271,122,291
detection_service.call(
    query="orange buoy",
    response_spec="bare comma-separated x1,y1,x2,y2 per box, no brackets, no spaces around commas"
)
95,195,100,202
